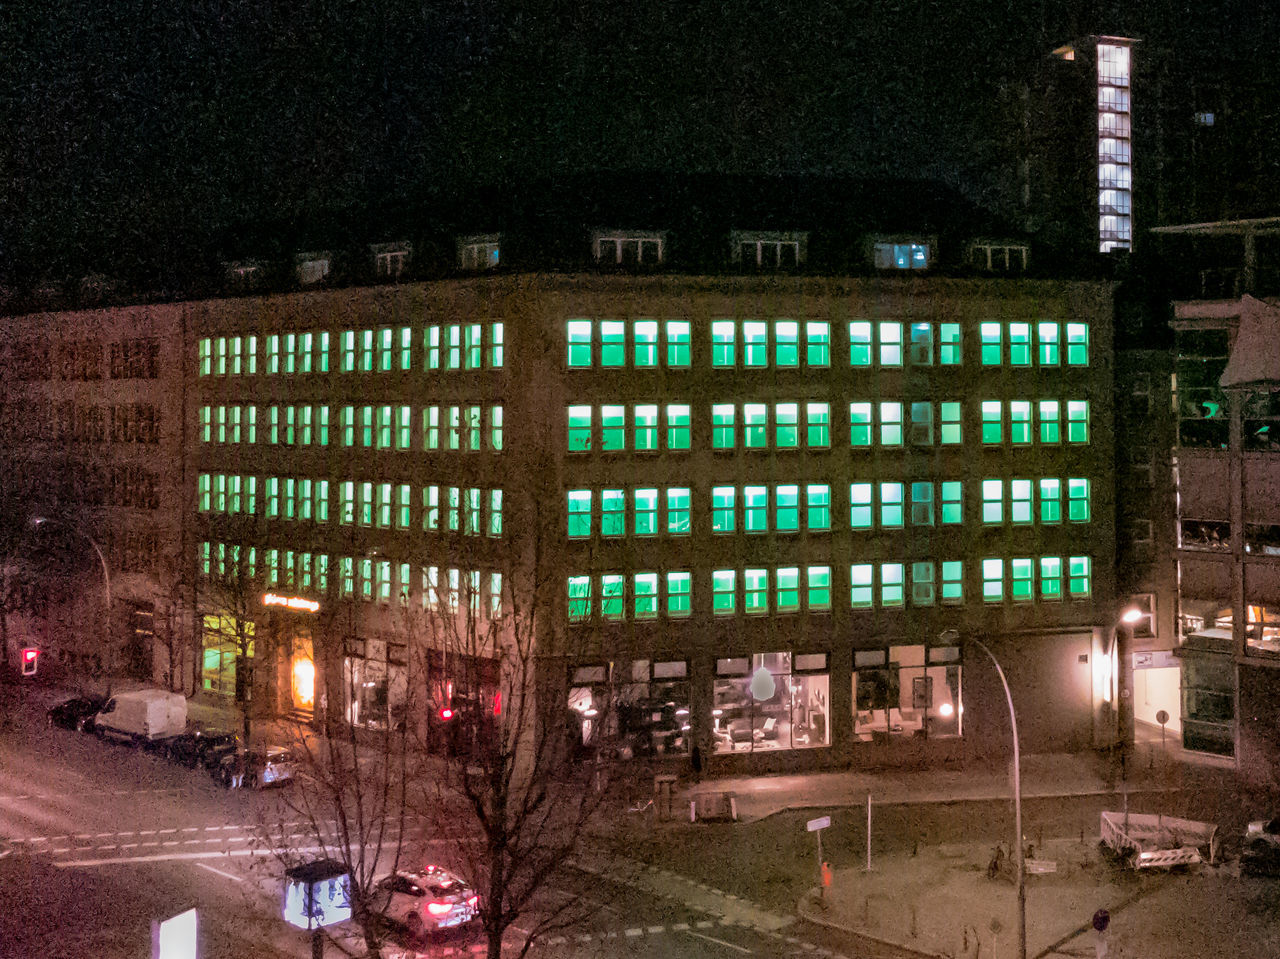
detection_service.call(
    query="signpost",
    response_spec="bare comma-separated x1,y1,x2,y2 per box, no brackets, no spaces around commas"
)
807,816,831,901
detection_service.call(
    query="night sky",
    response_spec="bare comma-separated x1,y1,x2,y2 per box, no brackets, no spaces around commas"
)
3,0,1277,283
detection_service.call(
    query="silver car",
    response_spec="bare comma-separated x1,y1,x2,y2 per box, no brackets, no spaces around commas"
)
374,866,479,936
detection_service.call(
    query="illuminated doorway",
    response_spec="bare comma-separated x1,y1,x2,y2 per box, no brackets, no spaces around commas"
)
291,633,315,718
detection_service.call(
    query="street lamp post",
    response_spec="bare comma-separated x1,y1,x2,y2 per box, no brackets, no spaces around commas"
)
942,629,1024,959
32,518,112,689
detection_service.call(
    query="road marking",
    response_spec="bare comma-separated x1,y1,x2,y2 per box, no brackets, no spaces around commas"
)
195,862,243,882
683,929,753,954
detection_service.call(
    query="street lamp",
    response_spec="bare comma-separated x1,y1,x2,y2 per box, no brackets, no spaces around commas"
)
941,629,1024,959
32,517,112,687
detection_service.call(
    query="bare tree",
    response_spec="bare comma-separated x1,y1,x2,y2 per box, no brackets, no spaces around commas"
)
196,540,260,745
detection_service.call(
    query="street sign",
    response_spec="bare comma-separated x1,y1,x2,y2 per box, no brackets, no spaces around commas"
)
807,815,831,832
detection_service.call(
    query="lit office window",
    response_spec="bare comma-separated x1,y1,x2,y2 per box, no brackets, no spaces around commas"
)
806,321,830,366
1039,400,1061,443
879,322,903,367
1040,556,1062,600
568,490,592,538
775,321,799,367
911,482,934,526
567,406,592,452
634,320,658,367
776,485,799,532
601,405,626,451
942,561,964,605
850,564,873,608
1038,322,1060,365
712,404,735,449
775,403,799,448
745,569,768,614
634,489,659,536
601,575,624,621
911,562,935,606
807,484,831,530
713,570,736,614
712,486,736,532
1040,478,1061,523
880,482,904,528
1010,401,1032,444
982,479,1004,524
666,320,691,367
851,483,873,529
1067,401,1089,442
880,402,903,446
667,487,691,535
981,401,1003,444
635,573,658,619
1011,558,1034,602
1066,323,1089,365
601,321,626,367
940,323,961,365
880,563,905,607
807,403,831,447
981,323,1002,365
744,486,768,533
776,567,800,612
940,402,962,444
634,404,658,451
850,402,873,447
982,559,1004,603
744,403,768,448
601,489,625,537
910,403,933,445
849,322,872,366
744,321,768,367
807,566,832,611
1009,323,1032,366
1011,479,1033,524
567,320,592,367
909,322,933,365
666,404,691,450
712,320,736,367
568,576,592,621
1068,478,1091,521
1068,556,1092,598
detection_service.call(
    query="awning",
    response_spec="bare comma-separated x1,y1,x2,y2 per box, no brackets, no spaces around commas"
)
1220,295,1280,388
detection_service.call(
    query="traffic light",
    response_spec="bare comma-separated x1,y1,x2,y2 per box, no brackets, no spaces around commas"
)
438,706,454,721
21,648,39,677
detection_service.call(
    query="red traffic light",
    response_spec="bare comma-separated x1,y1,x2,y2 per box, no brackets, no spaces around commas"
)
21,648,39,676
438,707,454,721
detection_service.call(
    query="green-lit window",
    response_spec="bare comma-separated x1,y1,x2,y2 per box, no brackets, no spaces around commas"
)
667,487,691,535
489,406,504,451
1068,556,1091,597
568,576,592,621
634,488,659,536
298,406,310,446
245,476,258,514
489,490,503,537
981,401,1003,444
940,401,962,444
982,558,1004,602
1011,558,1034,602
712,320,736,367
567,406,592,452
1068,478,1090,522
601,321,626,367
313,406,325,446
1067,401,1089,443
340,481,355,525
634,404,658,451
1011,479,1032,524
266,477,280,518
358,481,374,527
1010,401,1032,444
665,404,691,450
198,339,212,376
1009,323,1032,366
635,573,658,619
775,403,799,448
1066,323,1088,365
940,323,962,365
982,479,1003,524
942,561,964,605
879,322,903,367
806,403,830,447
744,403,767,448
200,406,212,443
447,325,462,369
215,337,227,375
909,322,933,365
267,334,281,374
744,321,768,367
362,406,376,448
744,485,768,533
941,481,962,524
490,322,504,368
850,403,873,447
360,330,375,372
881,563,905,607
634,320,658,367
399,327,413,370
712,404,735,449
198,474,211,511
667,572,692,617
880,402,903,446
712,486,735,532
980,322,1002,365
911,482,934,525
806,321,830,366
397,406,411,449
880,482,904,527
601,489,625,537
910,402,933,445
217,406,229,444
267,406,279,445
745,568,768,614
228,475,242,514
851,483,873,529
423,486,439,530
466,406,481,451
849,321,872,366
284,478,297,519
775,321,799,367
807,484,831,530
776,485,800,532
446,486,460,531
1039,400,1060,443
313,480,328,523
377,329,392,372
1040,557,1062,600
1039,479,1061,523
339,556,355,598
666,320,691,367
568,491,592,538
397,484,411,529
426,326,441,370
424,407,440,450
285,406,298,445
808,566,832,611
713,570,736,614
299,332,314,373
601,574,624,621
567,320,592,367
376,406,392,449
213,474,226,512
911,562,935,606
1038,321,1059,365
601,405,625,451
379,483,394,528
850,564,873,608
776,567,800,612
465,324,482,369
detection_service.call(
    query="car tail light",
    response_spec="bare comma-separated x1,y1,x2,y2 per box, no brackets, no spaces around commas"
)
466,895,479,908
426,901,454,916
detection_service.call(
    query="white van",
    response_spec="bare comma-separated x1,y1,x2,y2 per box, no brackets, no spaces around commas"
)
94,690,188,744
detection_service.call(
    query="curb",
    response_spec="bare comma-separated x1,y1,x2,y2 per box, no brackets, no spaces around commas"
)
796,892,946,959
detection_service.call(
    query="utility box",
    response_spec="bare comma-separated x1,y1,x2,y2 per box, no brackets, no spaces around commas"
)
690,792,738,823
283,859,352,930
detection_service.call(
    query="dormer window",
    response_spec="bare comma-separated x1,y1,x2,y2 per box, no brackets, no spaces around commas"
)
295,252,332,286
371,242,411,280
224,261,264,292
871,238,932,271
731,231,807,269
458,234,501,271
968,241,1029,273
592,230,665,267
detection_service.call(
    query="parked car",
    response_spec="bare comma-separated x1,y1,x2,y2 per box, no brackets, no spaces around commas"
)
373,866,479,937
214,746,296,789
1243,817,1280,875
163,727,240,769
47,695,107,732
